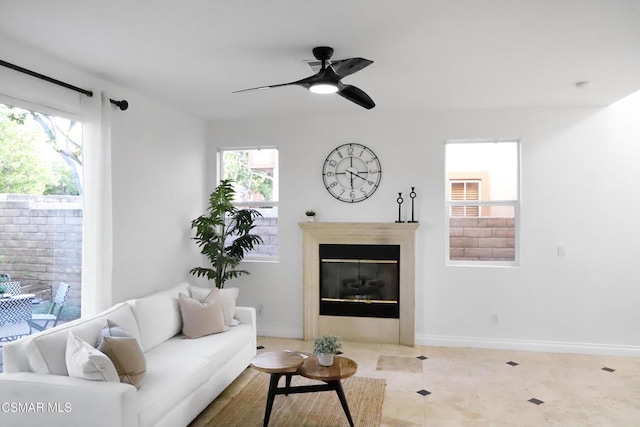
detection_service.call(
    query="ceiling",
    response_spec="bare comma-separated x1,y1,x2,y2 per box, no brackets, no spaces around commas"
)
1,0,640,121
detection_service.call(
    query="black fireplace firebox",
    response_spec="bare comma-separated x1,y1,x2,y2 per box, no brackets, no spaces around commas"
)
319,244,400,319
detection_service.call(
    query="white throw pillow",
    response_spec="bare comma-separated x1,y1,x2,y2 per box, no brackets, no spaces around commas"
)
219,287,240,327
188,285,210,301
65,331,119,383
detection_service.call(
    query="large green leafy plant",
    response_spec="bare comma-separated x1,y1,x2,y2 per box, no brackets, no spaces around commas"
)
189,180,263,288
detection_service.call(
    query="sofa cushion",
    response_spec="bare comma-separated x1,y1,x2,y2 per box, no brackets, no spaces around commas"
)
23,302,139,375
97,320,146,388
137,351,214,427
154,323,254,367
178,291,226,339
128,283,189,352
65,331,119,383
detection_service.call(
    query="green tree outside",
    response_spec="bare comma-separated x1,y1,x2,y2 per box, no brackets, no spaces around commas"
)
0,103,80,195
221,150,274,202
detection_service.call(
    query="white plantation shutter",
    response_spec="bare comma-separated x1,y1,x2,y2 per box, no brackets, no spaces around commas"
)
450,181,480,217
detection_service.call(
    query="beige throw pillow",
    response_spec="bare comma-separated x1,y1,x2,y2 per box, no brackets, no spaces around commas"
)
189,286,240,327
65,331,119,383
179,289,226,339
97,320,146,388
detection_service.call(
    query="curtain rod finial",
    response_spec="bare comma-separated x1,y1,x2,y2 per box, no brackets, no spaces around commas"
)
110,99,129,111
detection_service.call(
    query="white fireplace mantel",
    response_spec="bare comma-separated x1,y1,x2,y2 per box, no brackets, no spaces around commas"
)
299,222,419,346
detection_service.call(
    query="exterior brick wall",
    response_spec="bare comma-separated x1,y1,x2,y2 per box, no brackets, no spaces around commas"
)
249,209,278,257
450,217,515,261
0,194,82,309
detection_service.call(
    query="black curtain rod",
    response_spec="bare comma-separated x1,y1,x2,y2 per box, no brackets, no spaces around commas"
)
0,59,128,111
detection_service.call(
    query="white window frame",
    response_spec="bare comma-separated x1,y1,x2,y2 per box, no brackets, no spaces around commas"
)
445,139,521,267
217,146,279,261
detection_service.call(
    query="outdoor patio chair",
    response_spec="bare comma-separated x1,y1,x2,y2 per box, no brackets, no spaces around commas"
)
0,294,33,342
27,282,71,333
1,281,22,295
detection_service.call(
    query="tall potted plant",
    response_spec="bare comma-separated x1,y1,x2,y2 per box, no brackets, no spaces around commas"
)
189,179,263,289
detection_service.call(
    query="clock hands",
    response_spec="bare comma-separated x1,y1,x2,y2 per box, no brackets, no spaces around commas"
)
335,170,367,179
346,169,367,182
336,169,368,190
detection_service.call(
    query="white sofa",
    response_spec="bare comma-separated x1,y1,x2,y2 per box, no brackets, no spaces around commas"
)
0,282,257,427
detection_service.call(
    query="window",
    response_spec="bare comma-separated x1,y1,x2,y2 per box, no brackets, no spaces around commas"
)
445,140,520,265
0,102,83,322
219,147,279,258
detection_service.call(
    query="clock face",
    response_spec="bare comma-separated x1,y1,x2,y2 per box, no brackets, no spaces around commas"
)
322,143,382,203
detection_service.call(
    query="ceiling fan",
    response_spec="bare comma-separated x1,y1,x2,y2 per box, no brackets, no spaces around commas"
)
233,46,375,109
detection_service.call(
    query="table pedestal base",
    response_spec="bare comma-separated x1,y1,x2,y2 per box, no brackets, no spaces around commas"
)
263,372,354,427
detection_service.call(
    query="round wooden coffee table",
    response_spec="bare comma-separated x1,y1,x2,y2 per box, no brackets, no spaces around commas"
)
251,350,305,374
298,355,357,381
251,351,358,427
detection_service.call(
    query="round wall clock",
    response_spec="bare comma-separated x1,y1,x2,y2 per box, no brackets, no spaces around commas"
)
322,143,382,203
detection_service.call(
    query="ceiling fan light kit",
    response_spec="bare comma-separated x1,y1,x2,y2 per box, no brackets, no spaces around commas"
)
234,46,375,109
309,83,338,94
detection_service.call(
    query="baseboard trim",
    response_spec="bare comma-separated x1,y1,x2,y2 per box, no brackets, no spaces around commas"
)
257,326,303,340
416,334,640,357
254,328,640,357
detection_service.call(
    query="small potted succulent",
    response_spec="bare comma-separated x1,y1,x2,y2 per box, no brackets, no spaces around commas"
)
313,334,341,366
305,209,316,222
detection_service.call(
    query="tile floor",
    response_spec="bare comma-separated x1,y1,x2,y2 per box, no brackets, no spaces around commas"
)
192,336,640,427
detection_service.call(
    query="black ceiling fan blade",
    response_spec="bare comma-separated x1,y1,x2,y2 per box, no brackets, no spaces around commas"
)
337,84,375,109
232,82,296,93
233,68,331,93
329,58,373,78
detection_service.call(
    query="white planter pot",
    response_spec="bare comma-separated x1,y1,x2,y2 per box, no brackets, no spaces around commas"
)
306,216,315,222
317,353,334,366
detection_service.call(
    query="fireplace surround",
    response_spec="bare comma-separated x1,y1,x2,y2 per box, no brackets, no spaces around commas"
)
300,222,419,346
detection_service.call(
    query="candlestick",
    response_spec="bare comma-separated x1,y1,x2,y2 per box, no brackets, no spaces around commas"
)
408,187,418,223
395,192,405,223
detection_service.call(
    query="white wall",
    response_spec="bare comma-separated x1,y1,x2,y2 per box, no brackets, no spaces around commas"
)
1,37,209,304
210,98,640,355
109,90,209,302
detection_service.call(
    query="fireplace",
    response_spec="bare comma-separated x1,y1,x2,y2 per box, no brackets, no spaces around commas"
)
300,222,419,346
319,244,400,318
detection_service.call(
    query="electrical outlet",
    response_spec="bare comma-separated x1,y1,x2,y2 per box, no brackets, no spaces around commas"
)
257,304,264,315
557,246,566,257
491,314,499,324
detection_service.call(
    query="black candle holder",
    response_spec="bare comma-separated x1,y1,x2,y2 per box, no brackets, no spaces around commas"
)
395,192,405,223
408,187,418,223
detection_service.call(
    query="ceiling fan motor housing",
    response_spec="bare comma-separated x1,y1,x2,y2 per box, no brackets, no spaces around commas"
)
312,46,334,62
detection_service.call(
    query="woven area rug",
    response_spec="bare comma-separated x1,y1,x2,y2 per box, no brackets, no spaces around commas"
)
208,374,385,426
